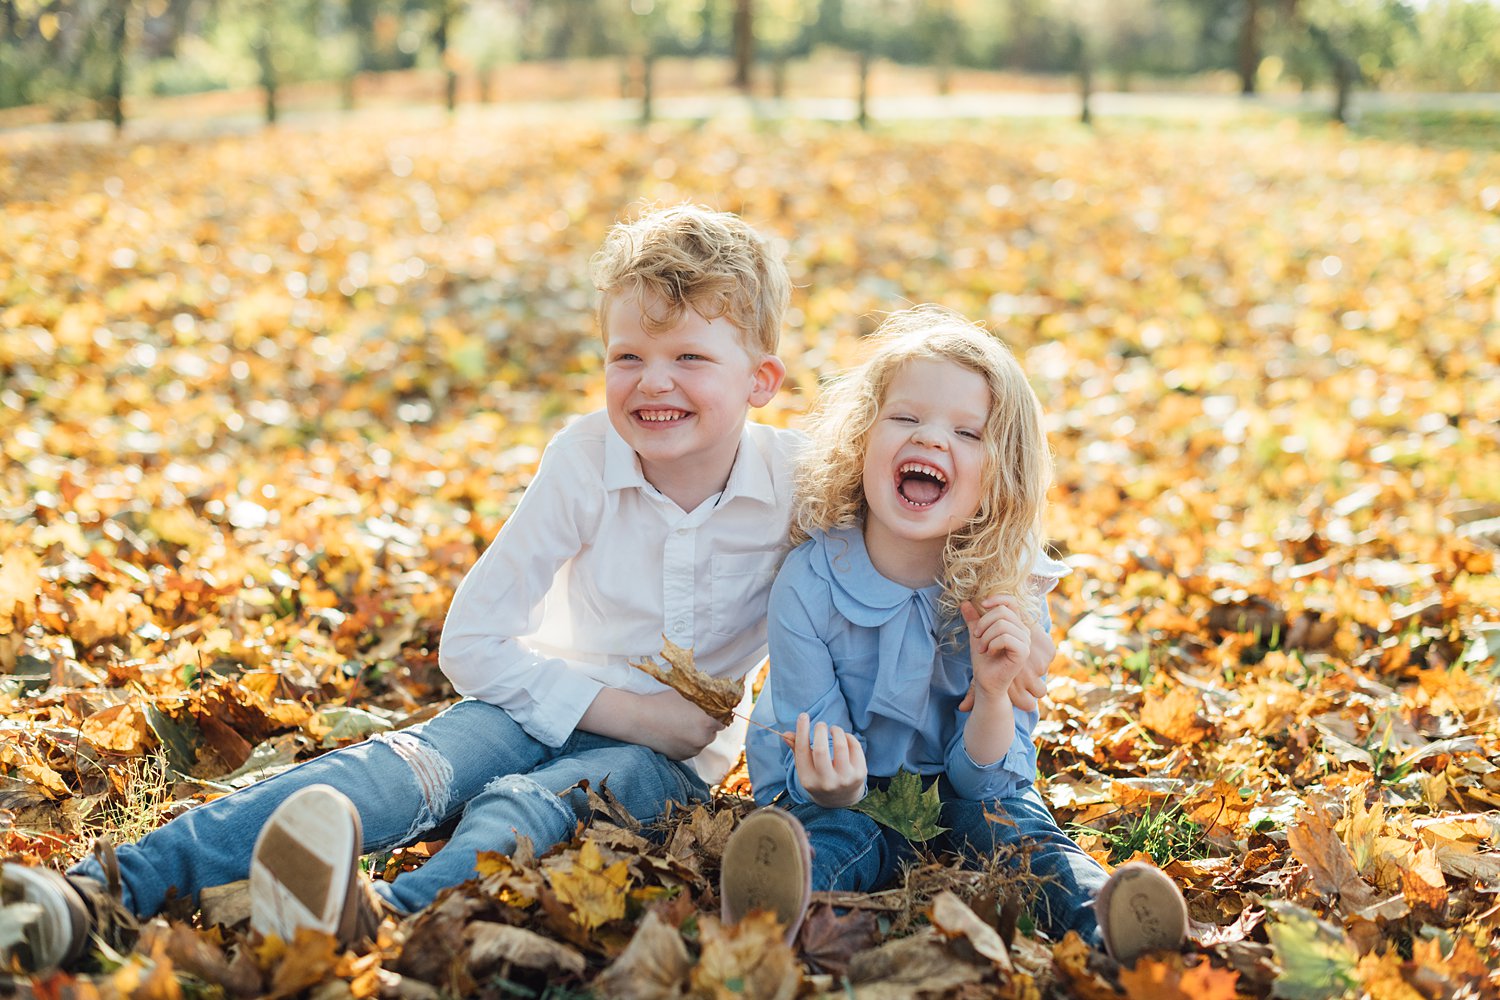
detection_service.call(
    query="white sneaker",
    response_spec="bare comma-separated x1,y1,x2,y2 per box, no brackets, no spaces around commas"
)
0,862,90,972
249,784,380,946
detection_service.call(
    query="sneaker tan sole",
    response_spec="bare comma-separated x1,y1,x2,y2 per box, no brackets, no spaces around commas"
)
249,784,362,944
720,807,812,943
1095,862,1188,965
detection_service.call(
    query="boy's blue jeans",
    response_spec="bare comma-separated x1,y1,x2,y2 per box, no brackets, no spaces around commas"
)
69,699,708,916
786,779,1108,947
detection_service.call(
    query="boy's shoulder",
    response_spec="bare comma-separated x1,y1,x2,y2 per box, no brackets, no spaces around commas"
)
741,420,807,484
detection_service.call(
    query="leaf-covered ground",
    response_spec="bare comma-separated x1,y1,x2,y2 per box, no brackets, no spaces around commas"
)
1,110,1498,998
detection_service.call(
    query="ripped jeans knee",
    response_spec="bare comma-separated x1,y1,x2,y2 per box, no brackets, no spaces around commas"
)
370,730,457,844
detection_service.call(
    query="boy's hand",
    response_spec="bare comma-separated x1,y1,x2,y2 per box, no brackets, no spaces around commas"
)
580,688,725,760
639,690,727,759
791,712,867,809
960,597,1030,704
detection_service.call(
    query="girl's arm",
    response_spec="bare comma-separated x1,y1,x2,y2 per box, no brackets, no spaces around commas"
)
945,597,1037,799
749,574,867,806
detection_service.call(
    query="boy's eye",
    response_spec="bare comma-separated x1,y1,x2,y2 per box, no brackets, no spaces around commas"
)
612,353,641,363
678,353,707,362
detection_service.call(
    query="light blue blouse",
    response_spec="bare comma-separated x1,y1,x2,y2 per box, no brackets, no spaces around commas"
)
746,524,1067,806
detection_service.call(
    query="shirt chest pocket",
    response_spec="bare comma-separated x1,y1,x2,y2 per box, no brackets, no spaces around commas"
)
708,552,781,639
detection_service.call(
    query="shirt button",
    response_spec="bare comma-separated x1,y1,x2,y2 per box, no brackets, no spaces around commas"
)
674,619,689,634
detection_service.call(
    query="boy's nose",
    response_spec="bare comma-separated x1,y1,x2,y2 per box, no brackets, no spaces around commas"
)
640,366,674,393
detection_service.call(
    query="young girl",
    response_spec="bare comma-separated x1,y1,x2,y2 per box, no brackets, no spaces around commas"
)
725,305,1187,965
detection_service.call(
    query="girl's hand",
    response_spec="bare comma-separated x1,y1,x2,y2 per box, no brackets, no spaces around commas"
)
791,712,868,809
960,597,1030,702
959,608,1055,712
1007,616,1055,712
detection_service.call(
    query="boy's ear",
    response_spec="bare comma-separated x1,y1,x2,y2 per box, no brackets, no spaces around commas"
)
748,354,787,408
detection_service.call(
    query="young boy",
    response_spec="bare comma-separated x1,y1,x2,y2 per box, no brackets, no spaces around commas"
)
0,205,801,972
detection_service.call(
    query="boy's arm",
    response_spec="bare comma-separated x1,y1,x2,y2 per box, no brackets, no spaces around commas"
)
438,439,609,748
578,687,726,761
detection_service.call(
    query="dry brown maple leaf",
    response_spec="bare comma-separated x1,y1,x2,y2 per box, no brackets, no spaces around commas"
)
628,637,742,725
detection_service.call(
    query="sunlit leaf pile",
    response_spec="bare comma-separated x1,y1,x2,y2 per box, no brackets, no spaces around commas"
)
1,111,1498,998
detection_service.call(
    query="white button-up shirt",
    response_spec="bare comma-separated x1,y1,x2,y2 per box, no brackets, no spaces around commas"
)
439,410,803,782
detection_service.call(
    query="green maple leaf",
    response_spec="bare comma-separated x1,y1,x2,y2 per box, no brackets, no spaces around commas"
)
1264,900,1359,1000
853,770,949,842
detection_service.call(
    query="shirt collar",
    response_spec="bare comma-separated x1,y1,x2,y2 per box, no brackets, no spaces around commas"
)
602,421,776,505
813,525,943,625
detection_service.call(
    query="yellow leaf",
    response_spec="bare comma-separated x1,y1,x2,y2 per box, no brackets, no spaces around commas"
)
81,703,152,756
1399,843,1448,911
549,839,630,931
0,547,41,635
691,912,802,1000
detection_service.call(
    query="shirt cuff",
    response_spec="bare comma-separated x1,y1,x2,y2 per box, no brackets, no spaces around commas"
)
960,738,1032,775
513,671,607,747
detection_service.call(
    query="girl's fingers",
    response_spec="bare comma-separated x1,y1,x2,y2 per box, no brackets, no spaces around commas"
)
957,683,975,713
830,725,849,772
846,733,867,774
811,720,832,774
983,621,1029,657
792,713,813,773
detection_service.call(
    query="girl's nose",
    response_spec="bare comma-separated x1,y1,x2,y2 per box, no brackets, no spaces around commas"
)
912,425,947,449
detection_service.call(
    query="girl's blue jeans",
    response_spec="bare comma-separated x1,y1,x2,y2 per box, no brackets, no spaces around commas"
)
786,778,1108,947
68,698,708,916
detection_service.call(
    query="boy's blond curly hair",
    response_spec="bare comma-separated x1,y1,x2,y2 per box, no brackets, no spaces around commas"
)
794,305,1052,619
590,204,790,354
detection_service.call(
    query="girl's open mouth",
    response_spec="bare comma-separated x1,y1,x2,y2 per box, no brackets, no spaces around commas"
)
895,462,948,507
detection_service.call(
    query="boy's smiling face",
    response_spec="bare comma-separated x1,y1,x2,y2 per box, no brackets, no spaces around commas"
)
604,290,784,509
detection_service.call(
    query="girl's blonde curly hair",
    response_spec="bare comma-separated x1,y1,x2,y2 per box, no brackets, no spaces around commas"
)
793,305,1052,619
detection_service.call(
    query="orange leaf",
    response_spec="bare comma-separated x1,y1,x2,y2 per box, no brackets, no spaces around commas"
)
1120,954,1242,1000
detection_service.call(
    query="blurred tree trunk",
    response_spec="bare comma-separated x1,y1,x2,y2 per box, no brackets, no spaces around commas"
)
641,48,655,124
1238,0,1261,95
697,0,717,54
254,0,278,125
0,1,14,38
102,1,129,132
855,47,869,129
435,0,457,112
732,0,753,91
818,0,843,45
1308,23,1356,123
1071,24,1091,126
933,0,954,96
345,0,378,110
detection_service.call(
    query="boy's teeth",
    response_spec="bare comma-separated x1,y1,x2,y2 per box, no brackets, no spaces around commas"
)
639,410,686,422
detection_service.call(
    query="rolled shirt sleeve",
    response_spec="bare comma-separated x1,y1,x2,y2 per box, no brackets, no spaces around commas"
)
438,437,607,747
